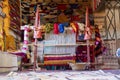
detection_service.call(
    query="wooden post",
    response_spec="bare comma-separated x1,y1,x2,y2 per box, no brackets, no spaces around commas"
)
33,5,42,71
33,38,37,71
84,6,91,63
87,40,90,63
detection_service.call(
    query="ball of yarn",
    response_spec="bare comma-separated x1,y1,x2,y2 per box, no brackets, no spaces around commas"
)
58,24,64,33
45,23,53,33
53,23,59,34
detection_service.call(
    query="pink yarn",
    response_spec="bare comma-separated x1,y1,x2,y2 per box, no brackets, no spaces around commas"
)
24,40,29,44
84,27,91,40
24,27,28,31
25,34,29,37
22,47,27,50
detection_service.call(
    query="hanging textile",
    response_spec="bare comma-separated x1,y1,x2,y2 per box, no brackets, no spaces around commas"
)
0,1,6,51
58,23,64,33
0,16,4,51
3,0,10,36
6,35,16,52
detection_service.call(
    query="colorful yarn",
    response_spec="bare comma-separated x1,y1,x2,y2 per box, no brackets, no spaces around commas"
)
53,23,59,34
62,22,69,27
77,23,85,31
70,22,77,33
58,24,64,33
73,22,79,34
24,40,29,44
45,23,53,33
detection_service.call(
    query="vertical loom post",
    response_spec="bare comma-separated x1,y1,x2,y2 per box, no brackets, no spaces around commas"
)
85,6,90,64
34,38,37,71
87,40,90,63
33,5,42,71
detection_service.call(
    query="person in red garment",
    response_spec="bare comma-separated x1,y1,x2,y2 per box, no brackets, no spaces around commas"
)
94,25,103,57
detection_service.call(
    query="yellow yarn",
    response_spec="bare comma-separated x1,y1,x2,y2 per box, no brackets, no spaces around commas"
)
70,22,77,32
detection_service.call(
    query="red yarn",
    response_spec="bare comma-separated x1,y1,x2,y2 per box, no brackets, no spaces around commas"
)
54,23,59,34
73,22,79,34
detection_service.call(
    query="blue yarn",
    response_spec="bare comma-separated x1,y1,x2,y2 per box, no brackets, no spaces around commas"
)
34,5,37,12
79,34,84,40
62,22,69,27
59,24,64,33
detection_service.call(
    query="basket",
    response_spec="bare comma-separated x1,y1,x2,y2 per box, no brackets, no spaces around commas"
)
0,52,18,72
68,62,89,70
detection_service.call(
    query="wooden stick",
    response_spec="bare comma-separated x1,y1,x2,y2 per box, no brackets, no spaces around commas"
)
33,38,37,71
86,6,90,63
87,40,90,63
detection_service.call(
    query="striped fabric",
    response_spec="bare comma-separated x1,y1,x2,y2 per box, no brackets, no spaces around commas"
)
44,55,76,65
